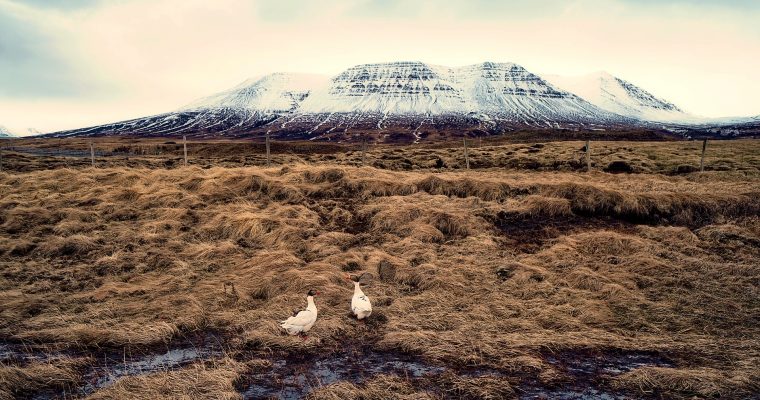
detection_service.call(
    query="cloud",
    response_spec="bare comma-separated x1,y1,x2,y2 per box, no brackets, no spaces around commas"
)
0,14,82,97
0,0,115,98
19,0,105,10
618,0,760,10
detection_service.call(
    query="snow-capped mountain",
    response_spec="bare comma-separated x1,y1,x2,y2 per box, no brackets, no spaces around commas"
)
43,61,755,141
543,72,693,122
0,125,15,138
176,61,617,126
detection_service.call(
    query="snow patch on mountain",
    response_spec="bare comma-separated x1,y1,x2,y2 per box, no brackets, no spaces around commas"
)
295,61,621,124
183,73,331,113
543,72,694,122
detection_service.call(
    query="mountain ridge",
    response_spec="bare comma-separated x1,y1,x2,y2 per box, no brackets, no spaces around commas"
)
39,61,758,141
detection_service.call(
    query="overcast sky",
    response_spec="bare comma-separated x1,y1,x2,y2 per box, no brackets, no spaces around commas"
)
1,0,759,135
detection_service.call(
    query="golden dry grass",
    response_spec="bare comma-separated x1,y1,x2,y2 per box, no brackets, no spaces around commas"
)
3,137,760,175
0,151,759,399
86,359,244,400
0,357,86,400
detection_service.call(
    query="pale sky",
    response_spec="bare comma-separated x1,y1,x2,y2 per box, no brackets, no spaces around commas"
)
1,0,759,135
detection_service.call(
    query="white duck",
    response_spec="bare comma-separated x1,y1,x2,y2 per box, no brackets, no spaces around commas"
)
280,289,319,337
346,274,372,320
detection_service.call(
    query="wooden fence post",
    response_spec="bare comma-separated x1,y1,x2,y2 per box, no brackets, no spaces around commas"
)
183,135,188,167
90,142,95,167
585,140,591,172
0,141,3,172
265,131,271,167
361,137,367,166
463,137,470,169
700,139,707,172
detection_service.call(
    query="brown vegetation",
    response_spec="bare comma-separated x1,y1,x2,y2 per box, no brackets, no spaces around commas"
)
87,359,243,400
0,141,759,399
3,137,759,176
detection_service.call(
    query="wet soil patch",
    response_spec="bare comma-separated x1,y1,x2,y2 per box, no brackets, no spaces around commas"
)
1,332,228,399
237,345,446,399
545,349,674,377
0,342,65,365
77,339,226,396
4,335,676,400
518,349,675,400
236,345,676,400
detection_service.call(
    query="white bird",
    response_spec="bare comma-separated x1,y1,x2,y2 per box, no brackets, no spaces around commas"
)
280,289,319,337
346,274,372,320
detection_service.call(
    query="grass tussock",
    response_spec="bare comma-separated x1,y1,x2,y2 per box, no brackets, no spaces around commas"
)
86,359,244,400
612,366,760,399
0,358,86,400
307,375,436,400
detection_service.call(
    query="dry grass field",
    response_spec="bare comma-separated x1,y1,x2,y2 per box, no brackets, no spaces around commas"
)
0,138,759,399
3,136,759,175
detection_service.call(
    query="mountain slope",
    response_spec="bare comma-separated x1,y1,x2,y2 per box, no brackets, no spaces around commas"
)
183,73,330,112
543,72,693,122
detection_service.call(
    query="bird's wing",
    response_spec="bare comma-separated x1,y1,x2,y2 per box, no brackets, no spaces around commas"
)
282,309,314,326
352,295,372,312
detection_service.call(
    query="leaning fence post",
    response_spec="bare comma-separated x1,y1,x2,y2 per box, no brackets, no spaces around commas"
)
700,139,707,172
585,140,591,172
463,137,470,169
265,131,271,167
183,135,188,167
90,142,95,167
0,141,3,172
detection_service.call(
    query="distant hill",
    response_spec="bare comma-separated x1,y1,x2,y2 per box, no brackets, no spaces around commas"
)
0,126,16,138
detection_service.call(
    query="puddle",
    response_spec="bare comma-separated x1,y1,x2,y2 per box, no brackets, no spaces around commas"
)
79,344,225,395
0,342,70,366
240,347,446,399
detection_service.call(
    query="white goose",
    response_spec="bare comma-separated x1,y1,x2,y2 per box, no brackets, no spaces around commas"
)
346,274,372,320
280,289,319,337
